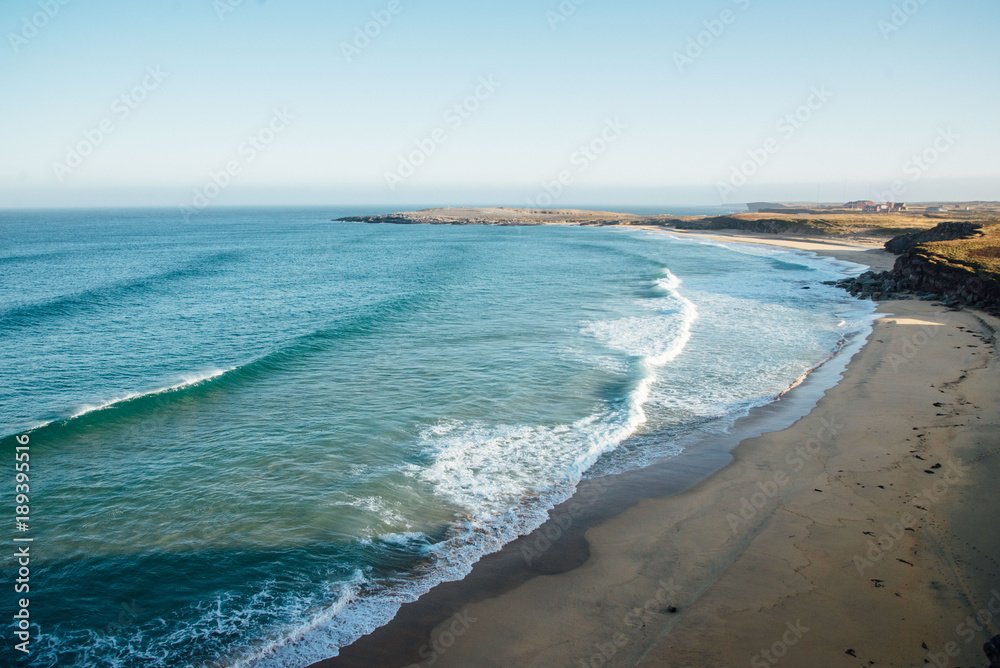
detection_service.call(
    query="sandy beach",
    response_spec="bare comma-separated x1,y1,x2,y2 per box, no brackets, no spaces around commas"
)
315,233,999,668
638,227,900,272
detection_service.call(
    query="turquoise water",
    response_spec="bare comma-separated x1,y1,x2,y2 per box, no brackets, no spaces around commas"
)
0,208,872,667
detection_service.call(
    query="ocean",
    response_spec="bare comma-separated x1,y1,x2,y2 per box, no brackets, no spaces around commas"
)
0,207,873,667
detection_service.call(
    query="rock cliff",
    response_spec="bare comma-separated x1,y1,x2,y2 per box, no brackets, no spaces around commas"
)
836,223,1000,314
673,216,826,235
883,222,983,254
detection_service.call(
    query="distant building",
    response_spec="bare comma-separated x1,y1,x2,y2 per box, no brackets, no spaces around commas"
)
860,202,908,213
845,200,875,210
927,206,949,213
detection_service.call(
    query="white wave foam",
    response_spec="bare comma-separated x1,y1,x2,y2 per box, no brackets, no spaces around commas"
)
379,531,431,547
240,271,703,668
227,572,367,668
582,269,698,366
420,269,698,516
69,368,234,419
418,419,591,514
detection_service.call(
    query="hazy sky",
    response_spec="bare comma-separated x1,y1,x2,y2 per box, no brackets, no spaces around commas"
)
1,0,998,208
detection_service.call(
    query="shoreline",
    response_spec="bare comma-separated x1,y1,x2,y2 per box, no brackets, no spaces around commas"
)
311,321,871,667
311,230,999,667
633,226,899,272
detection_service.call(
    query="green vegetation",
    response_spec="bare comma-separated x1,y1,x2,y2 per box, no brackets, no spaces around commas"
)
662,202,999,239
916,223,1000,277
687,208,1000,239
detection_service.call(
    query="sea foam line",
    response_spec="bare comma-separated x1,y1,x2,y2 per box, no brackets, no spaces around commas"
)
69,368,234,420
608,268,698,461
238,270,702,668
226,572,367,668
649,269,698,365
596,268,697,458
579,268,698,451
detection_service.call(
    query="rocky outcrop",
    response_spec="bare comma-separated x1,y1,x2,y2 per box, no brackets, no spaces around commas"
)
337,215,431,225
336,214,544,226
836,223,1000,313
673,216,822,235
835,222,1000,313
835,229,1000,314
986,635,1000,668
884,222,983,253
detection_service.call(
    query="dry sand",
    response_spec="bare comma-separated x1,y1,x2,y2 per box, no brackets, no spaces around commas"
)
314,230,1000,668
637,227,899,272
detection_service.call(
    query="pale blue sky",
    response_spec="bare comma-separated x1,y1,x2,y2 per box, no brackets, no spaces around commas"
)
1,0,998,208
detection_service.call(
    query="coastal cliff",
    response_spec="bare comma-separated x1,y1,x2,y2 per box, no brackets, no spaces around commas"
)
837,222,1000,314
884,221,984,253
673,215,835,235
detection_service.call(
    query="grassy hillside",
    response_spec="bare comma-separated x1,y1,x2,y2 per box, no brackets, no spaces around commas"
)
667,203,1000,239
681,210,1000,238
915,223,1000,277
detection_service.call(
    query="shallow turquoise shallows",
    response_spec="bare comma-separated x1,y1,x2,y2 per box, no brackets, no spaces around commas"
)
0,208,872,667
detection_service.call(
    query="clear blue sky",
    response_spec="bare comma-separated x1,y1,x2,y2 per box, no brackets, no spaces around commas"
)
1,0,998,208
